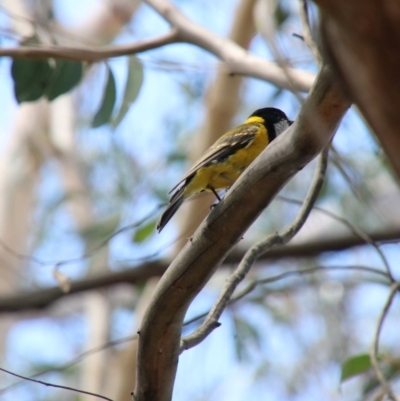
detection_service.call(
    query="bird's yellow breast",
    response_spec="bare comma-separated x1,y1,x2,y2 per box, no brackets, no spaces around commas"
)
183,122,269,197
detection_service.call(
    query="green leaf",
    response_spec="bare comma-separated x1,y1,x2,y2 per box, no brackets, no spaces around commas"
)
112,56,143,128
92,66,116,128
11,59,52,103
132,220,156,243
45,59,83,101
340,354,372,382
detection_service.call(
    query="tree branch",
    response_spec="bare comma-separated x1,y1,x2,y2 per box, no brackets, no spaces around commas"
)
0,261,165,312
133,65,350,401
0,367,113,401
0,29,181,61
180,148,329,352
0,225,398,313
299,0,322,65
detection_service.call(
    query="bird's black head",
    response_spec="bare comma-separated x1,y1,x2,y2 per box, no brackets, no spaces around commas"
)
249,107,293,141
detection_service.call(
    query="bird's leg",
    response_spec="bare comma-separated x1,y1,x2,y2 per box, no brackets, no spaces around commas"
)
208,186,221,209
209,186,221,201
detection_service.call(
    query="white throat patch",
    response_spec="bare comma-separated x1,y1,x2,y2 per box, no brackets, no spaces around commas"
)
274,120,291,136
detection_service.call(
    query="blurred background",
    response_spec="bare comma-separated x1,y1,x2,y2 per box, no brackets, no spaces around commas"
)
0,0,398,400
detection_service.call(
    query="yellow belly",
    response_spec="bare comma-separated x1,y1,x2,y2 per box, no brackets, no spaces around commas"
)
183,126,268,198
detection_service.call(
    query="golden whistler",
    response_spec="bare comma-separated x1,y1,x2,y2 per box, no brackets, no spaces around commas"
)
157,107,293,232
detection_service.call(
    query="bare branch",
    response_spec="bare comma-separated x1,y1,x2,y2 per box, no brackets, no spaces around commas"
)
0,29,181,61
254,0,307,103
234,264,391,302
180,148,328,352
134,65,350,401
0,367,114,401
370,281,400,401
0,261,165,312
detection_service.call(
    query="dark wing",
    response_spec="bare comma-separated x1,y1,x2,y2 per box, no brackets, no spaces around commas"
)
169,123,259,193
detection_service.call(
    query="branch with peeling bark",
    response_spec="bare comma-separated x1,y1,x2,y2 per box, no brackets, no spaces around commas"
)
133,65,350,401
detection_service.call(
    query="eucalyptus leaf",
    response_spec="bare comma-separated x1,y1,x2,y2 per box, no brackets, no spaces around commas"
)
340,354,371,382
92,66,116,128
45,60,83,101
112,56,144,128
11,59,52,103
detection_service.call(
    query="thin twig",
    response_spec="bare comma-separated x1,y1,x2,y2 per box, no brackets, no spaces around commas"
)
232,265,391,303
180,148,329,352
54,206,163,269
370,281,400,401
0,335,138,395
299,0,322,65
182,264,391,327
254,0,306,104
0,206,161,269
277,196,395,281
329,145,368,200
0,367,114,401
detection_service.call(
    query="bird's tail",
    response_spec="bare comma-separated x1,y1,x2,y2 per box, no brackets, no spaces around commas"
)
157,187,185,232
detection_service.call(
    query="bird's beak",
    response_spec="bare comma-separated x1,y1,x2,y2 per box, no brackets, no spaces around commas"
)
288,120,294,126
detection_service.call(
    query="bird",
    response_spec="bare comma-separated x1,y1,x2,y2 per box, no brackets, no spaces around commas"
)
157,107,293,232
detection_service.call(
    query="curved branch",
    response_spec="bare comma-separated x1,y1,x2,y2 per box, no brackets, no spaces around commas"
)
180,148,329,352
0,29,181,61
134,65,350,401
